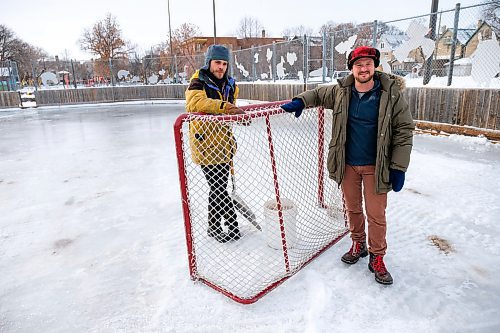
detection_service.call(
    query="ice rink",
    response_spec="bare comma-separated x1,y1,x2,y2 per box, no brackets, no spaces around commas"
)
1,102,500,332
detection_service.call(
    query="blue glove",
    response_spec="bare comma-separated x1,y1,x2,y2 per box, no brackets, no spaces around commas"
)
389,169,405,192
281,98,305,118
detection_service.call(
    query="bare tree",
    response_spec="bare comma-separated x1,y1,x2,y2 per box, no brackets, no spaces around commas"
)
481,0,500,34
0,24,20,61
165,23,202,76
282,25,314,39
318,22,357,70
79,13,132,60
377,22,404,37
237,16,265,38
171,23,202,53
320,22,356,40
0,24,47,82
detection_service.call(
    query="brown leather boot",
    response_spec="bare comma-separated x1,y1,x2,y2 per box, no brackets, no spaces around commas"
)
341,241,368,264
368,253,393,285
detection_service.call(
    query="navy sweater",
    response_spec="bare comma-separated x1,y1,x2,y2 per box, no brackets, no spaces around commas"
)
345,79,381,166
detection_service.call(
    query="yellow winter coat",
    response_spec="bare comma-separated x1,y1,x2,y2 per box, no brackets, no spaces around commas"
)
185,69,239,166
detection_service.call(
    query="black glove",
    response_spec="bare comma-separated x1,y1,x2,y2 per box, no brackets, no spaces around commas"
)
281,98,305,118
389,169,405,192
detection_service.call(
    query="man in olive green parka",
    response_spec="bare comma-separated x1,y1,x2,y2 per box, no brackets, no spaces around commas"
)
281,46,414,285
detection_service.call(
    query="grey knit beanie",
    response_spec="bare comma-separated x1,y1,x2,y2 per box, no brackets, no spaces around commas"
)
205,45,230,66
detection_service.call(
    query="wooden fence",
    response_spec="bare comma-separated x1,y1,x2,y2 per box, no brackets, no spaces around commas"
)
0,91,19,107
405,87,500,130
1,84,499,131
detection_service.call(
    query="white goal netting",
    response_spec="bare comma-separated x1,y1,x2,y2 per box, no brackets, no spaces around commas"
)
174,101,348,303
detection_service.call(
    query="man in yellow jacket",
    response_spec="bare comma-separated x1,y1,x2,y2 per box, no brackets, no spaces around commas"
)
185,45,246,243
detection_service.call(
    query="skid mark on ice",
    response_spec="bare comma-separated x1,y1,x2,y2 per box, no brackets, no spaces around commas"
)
405,187,429,196
64,196,75,205
428,235,455,254
386,196,465,317
385,183,500,329
53,238,74,249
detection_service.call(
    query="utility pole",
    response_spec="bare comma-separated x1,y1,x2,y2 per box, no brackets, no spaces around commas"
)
423,0,439,85
168,0,173,57
213,0,217,44
168,0,175,82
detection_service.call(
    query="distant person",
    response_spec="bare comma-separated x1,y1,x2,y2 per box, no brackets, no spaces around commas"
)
407,67,419,79
281,46,414,285
185,45,246,243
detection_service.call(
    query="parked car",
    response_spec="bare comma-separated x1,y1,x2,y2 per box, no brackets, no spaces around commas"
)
392,69,411,77
332,70,351,80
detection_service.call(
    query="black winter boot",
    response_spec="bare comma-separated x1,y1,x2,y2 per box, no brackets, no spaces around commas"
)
226,220,241,241
207,223,230,243
341,241,368,264
368,253,393,285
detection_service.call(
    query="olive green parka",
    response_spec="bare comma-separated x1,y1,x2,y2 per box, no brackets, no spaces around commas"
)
296,71,414,193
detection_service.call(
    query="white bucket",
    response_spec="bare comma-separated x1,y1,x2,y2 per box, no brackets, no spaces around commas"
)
263,198,298,249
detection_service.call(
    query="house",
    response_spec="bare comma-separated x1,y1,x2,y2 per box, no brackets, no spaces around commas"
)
178,32,286,80
377,34,406,63
463,21,495,58
180,31,285,57
434,21,494,76
435,27,476,60
376,34,425,73
0,61,20,91
436,21,494,60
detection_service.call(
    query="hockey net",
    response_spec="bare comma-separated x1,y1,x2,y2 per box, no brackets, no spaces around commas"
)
174,101,348,304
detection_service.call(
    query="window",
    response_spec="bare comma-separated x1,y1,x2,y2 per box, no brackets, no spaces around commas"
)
483,28,492,39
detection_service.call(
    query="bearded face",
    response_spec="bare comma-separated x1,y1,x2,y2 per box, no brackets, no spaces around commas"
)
352,58,375,84
209,59,228,79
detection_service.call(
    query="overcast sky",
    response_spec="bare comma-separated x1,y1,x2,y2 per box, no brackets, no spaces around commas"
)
2,0,481,60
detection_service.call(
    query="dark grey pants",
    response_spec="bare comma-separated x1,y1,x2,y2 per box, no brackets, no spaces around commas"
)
201,163,237,231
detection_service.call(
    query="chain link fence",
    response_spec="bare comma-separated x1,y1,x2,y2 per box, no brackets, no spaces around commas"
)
12,2,499,92
0,60,20,91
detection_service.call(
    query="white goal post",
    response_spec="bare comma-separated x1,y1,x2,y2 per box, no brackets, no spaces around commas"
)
174,101,348,304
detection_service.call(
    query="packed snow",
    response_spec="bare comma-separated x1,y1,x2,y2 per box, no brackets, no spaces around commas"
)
1,101,500,332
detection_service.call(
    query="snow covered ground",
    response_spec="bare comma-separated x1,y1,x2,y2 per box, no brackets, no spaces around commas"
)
1,102,500,332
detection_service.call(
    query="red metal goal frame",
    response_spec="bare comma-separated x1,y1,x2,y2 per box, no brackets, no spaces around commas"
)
173,101,347,304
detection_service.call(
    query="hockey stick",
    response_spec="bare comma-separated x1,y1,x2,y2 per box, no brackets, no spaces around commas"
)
230,163,261,231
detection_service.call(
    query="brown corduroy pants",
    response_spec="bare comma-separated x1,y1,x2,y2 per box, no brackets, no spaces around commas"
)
341,165,388,256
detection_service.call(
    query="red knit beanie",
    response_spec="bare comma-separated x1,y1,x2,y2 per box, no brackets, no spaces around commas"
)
347,46,380,70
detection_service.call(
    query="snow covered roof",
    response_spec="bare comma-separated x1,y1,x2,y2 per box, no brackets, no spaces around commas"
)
447,28,476,45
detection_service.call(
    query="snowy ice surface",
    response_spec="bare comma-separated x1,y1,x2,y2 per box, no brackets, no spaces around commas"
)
1,101,500,332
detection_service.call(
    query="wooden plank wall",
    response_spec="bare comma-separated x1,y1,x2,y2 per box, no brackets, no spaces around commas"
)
0,91,20,108
237,82,319,102
34,84,188,106
1,85,499,130
405,87,500,130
